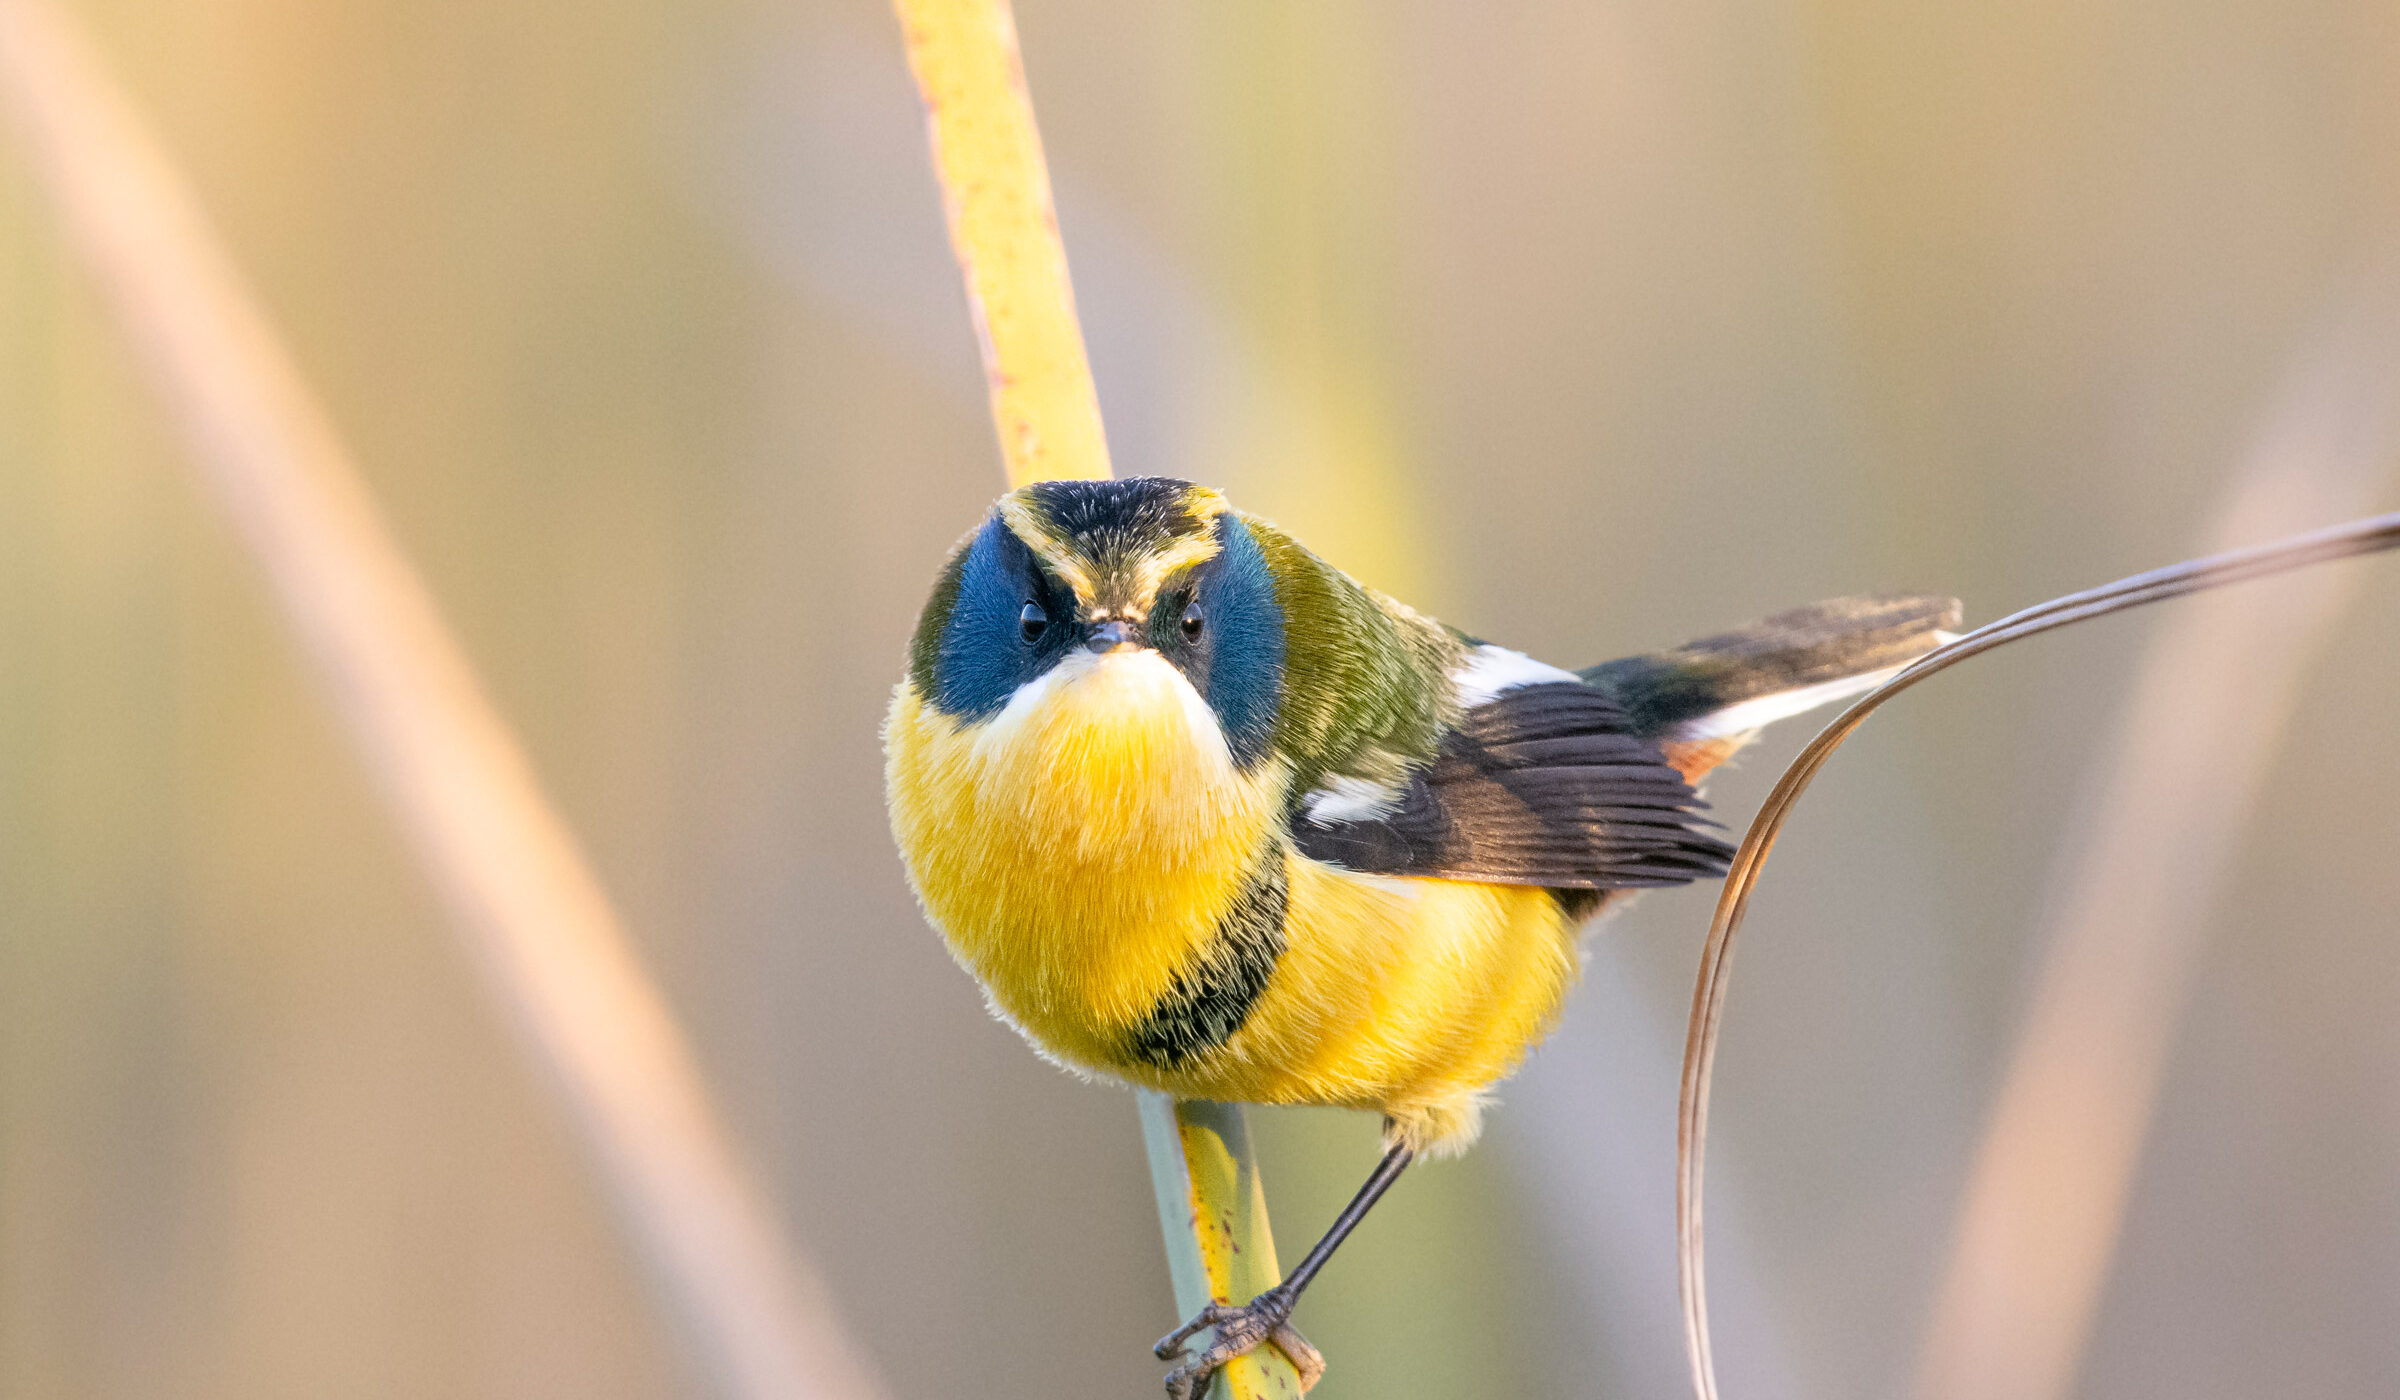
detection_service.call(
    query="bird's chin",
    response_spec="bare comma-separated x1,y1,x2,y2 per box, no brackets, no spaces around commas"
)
1071,644,1181,694
994,647,1219,759
966,647,1243,858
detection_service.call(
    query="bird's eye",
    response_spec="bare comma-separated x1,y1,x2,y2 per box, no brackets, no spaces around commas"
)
1020,602,1047,642
1180,601,1204,641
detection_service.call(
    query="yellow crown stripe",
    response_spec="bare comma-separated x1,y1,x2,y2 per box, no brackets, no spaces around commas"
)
997,485,1231,618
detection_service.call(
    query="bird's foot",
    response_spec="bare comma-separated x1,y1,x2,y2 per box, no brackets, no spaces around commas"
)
1153,1288,1324,1399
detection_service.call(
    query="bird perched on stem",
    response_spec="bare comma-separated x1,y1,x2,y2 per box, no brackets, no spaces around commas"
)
885,476,1957,1398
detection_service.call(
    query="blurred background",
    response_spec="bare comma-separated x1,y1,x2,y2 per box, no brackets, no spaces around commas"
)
4,1,2398,1398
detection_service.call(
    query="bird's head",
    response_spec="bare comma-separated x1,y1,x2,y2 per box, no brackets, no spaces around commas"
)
901,477,1288,774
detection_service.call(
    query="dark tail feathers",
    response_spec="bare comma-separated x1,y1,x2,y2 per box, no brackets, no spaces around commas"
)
1581,593,1962,738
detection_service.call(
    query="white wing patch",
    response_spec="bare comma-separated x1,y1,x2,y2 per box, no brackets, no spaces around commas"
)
1450,645,1581,708
1668,631,1959,739
1301,774,1404,827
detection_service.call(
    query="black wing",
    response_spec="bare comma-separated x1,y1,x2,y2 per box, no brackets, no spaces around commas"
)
1288,682,1735,889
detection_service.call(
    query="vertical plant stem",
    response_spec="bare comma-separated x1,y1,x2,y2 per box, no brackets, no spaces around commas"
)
893,0,1111,488
1139,1097,1286,1328
0,4,884,1398
1138,1093,1305,1399
893,4,1297,1394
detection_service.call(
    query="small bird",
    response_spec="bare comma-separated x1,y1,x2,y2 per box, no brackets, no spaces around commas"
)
885,477,1957,1398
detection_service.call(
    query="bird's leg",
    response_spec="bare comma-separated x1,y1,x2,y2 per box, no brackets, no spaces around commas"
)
1153,1140,1415,1399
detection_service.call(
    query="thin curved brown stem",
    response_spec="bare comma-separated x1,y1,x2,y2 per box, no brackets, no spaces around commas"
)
1676,508,2400,1400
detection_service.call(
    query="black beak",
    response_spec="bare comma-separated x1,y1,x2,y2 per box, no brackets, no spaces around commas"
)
1086,619,1139,653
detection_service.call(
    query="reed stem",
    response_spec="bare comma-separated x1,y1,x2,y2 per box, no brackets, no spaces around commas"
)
892,4,1300,1394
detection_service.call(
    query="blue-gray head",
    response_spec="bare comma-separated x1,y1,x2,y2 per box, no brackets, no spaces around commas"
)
904,478,1288,768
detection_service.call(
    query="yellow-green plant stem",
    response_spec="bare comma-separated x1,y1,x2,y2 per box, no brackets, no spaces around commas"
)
890,2,1300,1393
893,0,1111,488
1139,1093,1308,1399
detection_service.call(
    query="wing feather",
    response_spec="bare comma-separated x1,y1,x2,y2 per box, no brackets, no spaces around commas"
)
1288,680,1735,889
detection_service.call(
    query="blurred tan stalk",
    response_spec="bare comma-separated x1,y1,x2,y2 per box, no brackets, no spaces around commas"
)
1911,291,2400,1400
0,3,885,1397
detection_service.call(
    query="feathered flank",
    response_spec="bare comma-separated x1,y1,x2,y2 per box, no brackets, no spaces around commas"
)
1243,516,1466,798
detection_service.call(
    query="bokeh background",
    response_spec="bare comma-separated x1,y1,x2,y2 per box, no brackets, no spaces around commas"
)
5,2,2399,1398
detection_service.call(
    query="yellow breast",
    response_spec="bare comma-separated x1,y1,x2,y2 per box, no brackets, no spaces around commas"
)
886,653,1595,1156
884,651,1284,1067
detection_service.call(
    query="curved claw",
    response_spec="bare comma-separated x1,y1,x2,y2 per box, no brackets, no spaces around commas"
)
1153,1301,1232,1362
1155,1289,1320,1398
1268,1321,1325,1391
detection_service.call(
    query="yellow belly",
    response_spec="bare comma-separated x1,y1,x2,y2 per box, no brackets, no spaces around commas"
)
886,662,1589,1156
1137,856,1586,1155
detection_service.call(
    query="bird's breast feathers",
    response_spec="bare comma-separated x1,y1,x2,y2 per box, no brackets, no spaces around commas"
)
885,648,1284,1066
886,641,1590,1155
